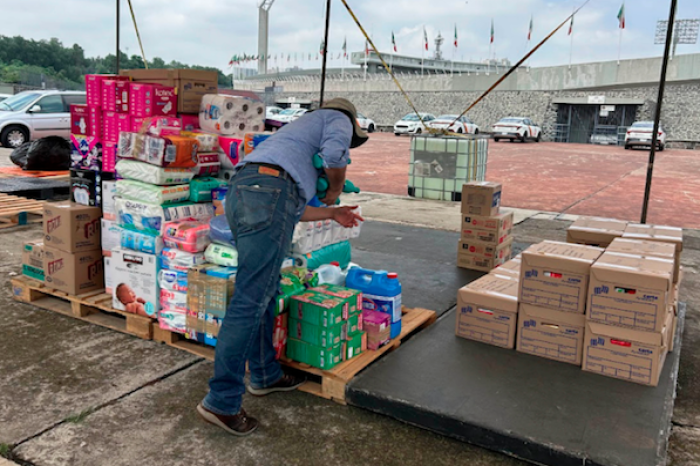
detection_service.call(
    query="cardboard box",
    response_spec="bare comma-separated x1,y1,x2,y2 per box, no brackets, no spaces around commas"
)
311,284,363,315
623,223,683,284
101,219,122,257
363,309,391,350
22,241,45,281
457,239,512,272
120,69,219,113
70,169,102,207
461,181,502,216
290,290,346,327
516,303,586,365
111,249,159,317
187,265,235,318
286,338,341,370
566,217,627,247
104,255,114,294
461,211,513,244
587,252,673,332
344,313,363,338
44,247,103,295
289,318,343,348
455,274,519,348
43,201,101,253
490,256,521,276
608,237,680,284
273,313,288,360
342,331,366,361
458,237,513,258
520,241,603,314
582,311,673,386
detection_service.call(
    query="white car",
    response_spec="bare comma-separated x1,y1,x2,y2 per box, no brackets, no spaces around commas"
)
0,93,11,103
266,105,283,119
492,117,542,142
272,108,307,123
429,115,479,134
0,90,86,148
356,112,376,133
625,121,666,151
394,112,436,136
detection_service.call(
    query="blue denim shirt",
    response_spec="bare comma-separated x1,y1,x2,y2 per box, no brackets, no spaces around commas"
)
241,109,353,214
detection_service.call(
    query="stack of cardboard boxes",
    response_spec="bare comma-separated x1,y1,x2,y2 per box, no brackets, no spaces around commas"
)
457,181,513,272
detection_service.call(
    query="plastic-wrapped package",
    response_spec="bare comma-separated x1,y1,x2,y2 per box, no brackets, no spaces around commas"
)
181,131,219,152
116,159,195,186
292,241,352,271
190,177,227,203
160,247,207,271
212,187,228,216
209,215,235,247
115,198,214,235
204,243,238,267
160,289,188,309
116,179,190,205
158,305,187,334
163,220,211,253
159,269,188,292
120,229,164,255
193,152,220,177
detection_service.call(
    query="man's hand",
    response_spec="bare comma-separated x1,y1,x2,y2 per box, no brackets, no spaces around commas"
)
320,187,342,206
332,206,364,228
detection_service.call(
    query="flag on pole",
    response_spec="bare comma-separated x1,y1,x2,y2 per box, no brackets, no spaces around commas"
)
342,36,347,57
617,3,625,29
337,52,341,59
308,53,312,61
287,53,290,62
568,14,574,35
365,39,370,55
423,27,429,50
454,24,458,48
320,40,325,56
392,31,397,52
528,15,533,40
490,19,495,44
228,57,234,66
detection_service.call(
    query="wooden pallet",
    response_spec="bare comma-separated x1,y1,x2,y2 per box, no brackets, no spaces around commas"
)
11,275,153,340
152,306,436,404
0,193,44,229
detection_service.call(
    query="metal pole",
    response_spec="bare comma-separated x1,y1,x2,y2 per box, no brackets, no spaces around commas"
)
116,0,120,73
640,0,677,224
319,0,331,106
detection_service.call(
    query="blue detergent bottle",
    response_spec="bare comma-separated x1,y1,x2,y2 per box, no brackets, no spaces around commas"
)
346,268,402,339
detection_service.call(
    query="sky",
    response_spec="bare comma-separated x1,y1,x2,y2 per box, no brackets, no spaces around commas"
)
3,0,700,73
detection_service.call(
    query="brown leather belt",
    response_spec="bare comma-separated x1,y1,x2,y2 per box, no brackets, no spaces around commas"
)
246,162,291,181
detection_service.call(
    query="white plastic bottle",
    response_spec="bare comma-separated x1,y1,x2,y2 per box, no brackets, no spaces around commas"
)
317,261,344,285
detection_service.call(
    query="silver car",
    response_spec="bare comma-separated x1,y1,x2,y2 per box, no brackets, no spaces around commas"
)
0,90,86,148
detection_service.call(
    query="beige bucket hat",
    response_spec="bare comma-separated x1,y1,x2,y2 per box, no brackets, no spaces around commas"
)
321,98,369,148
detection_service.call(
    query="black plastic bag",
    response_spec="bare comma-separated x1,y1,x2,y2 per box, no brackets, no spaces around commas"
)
9,142,31,168
25,136,71,171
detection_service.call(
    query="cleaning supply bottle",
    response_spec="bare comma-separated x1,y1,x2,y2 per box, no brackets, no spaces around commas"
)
317,261,345,286
346,268,402,339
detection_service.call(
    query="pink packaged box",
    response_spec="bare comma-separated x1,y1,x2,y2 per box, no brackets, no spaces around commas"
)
144,117,182,137
70,104,90,136
179,113,200,131
115,80,130,113
88,106,102,139
362,310,391,350
217,136,243,170
103,141,118,173
102,80,117,111
115,114,132,140
153,85,177,117
85,75,128,107
130,83,154,118
158,304,187,335
194,152,220,177
163,221,211,253
103,111,117,142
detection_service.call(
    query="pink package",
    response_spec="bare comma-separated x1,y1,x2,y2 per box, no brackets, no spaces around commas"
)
115,113,132,140
88,106,102,139
160,289,188,308
85,74,128,107
70,104,90,136
179,114,200,131
153,85,178,117
143,117,182,136
217,137,243,170
163,221,211,253
115,80,130,113
130,83,154,118
194,152,221,177
102,80,117,111
362,310,391,350
103,111,117,142
103,141,118,173
158,304,187,335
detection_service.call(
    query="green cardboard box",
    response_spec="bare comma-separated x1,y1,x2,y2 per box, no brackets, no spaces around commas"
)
312,284,362,316
342,331,366,361
290,290,345,327
343,313,363,339
275,273,305,316
289,318,343,347
286,338,341,370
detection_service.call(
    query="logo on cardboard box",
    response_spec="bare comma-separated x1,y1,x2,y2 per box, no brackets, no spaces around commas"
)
46,216,61,234
83,218,100,239
594,285,610,295
124,253,144,265
524,269,538,278
48,258,64,275
88,259,103,280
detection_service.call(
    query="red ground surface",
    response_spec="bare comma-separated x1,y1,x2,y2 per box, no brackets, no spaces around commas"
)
348,133,700,228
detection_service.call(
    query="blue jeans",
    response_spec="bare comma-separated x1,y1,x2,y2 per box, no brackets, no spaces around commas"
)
203,164,300,416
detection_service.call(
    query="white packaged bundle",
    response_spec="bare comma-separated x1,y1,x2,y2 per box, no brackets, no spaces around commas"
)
204,243,239,267
116,160,195,186
116,179,190,205
292,222,315,254
117,132,146,160
115,198,214,235
199,94,266,137
161,247,207,271
160,289,188,308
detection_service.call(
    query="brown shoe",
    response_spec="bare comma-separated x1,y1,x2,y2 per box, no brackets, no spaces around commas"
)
247,373,306,396
196,403,259,436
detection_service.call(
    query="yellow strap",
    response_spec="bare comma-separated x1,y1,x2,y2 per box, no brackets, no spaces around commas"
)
127,0,149,69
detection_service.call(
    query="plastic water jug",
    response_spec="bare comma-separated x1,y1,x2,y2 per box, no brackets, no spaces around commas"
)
317,261,345,286
346,268,402,339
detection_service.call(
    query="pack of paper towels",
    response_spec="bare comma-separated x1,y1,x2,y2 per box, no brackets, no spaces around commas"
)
199,95,265,137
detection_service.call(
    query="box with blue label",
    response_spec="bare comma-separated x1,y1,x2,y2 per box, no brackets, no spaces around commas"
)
587,252,673,332
456,273,519,349
519,241,603,315
582,311,673,386
461,181,502,216
516,303,586,366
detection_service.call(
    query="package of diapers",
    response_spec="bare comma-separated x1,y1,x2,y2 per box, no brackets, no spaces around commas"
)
204,243,238,267
158,305,187,335
160,247,207,272
163,220,211,253
181,131,219,152
209,215,235,247
120,228,164,255
116,198,214,235
193,152,220,177
116,159,195,186
116,179,190,205
190,177,227,203
159,269,188,292
160,289,188,309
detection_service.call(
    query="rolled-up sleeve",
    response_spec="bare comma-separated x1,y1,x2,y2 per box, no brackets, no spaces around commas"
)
319,112,353,168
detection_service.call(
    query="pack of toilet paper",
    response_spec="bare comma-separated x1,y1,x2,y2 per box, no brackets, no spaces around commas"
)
115,198,214,235
199,95,265,137
116,179,191,205
116,160,195,186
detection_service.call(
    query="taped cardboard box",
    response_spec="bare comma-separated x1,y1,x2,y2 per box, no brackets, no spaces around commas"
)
582,311,673,387
111,249,159,317
22,241,45,282
286,338,341,370
519,241,603,314
44,247,103,295
490,256,521,276
587,252,673,333
456,273,519,349
121,69,218,113
461,181,502,216
43,201,101,253
566,217,627,248
516,303,586,366
461,211,513,244
457,241,512,272
458,236,513,259
608,237,680,284
290,290,346,327
623,223,683,284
